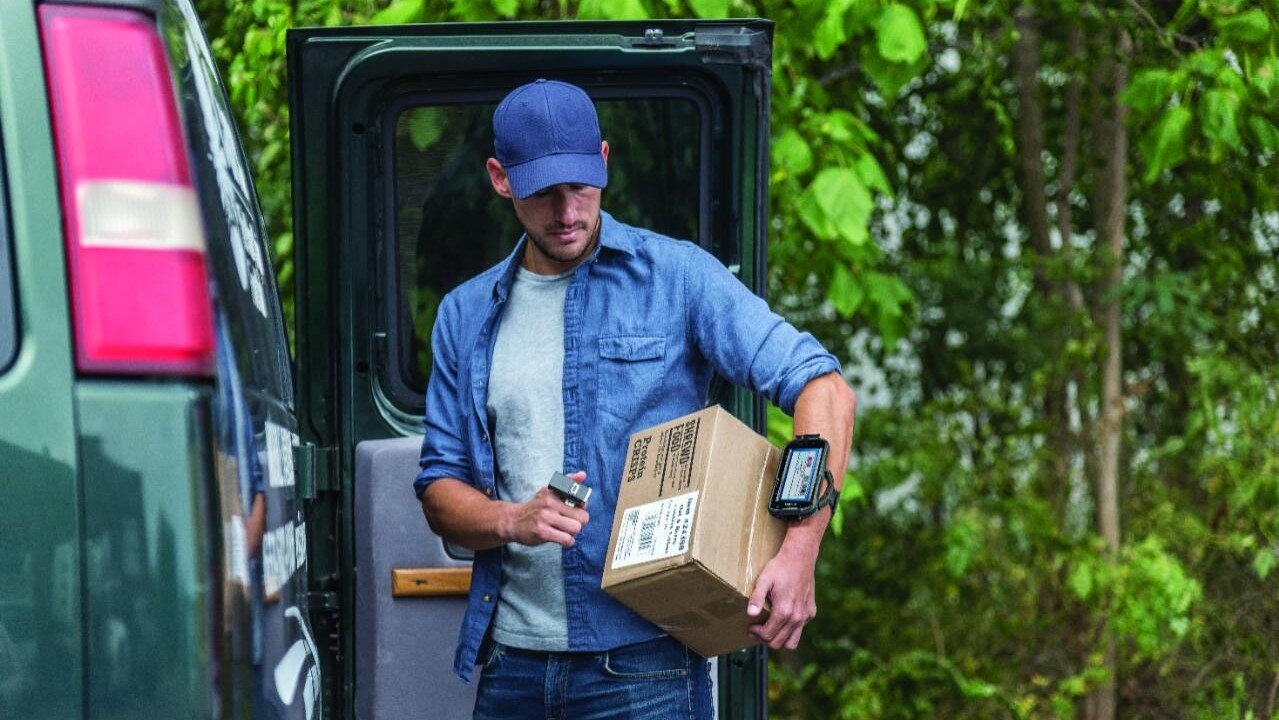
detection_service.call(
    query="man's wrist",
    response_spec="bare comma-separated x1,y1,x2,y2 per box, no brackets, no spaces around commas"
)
494,501,515,544
779,516,828,561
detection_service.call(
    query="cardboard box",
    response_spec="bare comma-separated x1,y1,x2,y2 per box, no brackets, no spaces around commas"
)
601,405,786,658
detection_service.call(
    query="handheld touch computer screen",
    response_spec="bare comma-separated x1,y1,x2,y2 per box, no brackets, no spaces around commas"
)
768,435,838,520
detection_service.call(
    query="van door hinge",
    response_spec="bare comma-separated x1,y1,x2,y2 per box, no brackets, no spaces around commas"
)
694,26,771,68
294,443,339,500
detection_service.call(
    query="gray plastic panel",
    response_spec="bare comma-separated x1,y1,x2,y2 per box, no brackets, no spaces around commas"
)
353,436,477,720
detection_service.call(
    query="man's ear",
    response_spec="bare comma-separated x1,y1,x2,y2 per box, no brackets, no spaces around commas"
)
486,158,512,198
600,140,610,168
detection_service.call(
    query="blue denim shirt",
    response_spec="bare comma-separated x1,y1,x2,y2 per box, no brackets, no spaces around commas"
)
415,212,841,682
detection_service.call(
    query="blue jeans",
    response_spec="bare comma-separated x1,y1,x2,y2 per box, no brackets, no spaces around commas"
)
472,635,713,720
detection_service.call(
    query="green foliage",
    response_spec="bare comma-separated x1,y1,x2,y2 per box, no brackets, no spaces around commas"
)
1139,105,1192,182
875,5,927,64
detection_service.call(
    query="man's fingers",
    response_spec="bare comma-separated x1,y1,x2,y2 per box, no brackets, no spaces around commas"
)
747,575,772,618
759,602,792,639
546,529,575,547
547,514,584,536
782,626,804,651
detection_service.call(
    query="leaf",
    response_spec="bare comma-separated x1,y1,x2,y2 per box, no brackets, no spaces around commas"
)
1200,89,1242,150
578,0,650,19
491,0,519,17
828,264,866,316
406,108,445,152
369,0,424,24
813,10,848,61
815,110,865,146
772,129,814,177
1121,69,1175,114
861,42,924,100
1247,114,1279,150
853,152,893,196
797,168,874,245
875,4,928,64
865,271,912,311
451,0,499,20
1068,562,1094,600
1250,56,1279,98
1253,549,1276,580
1215,8,1271,44
812,0,857,60
688,0,728,18
1138,106,1192,183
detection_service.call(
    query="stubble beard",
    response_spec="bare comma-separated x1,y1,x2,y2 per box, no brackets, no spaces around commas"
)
526,216,601,267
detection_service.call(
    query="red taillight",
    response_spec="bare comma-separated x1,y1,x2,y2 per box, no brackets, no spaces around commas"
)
40,5,214,376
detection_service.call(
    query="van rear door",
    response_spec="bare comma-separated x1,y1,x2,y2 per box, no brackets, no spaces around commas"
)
287,21,773,720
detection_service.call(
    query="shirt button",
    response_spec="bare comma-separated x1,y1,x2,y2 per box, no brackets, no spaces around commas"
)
482,433,489,442
483,487,493,498
483,593,492,602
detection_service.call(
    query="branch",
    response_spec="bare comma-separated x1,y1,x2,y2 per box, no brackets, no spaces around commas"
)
817,62,861,87
1125,0,1201,55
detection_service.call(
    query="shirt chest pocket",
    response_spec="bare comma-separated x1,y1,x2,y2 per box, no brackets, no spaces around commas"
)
597,335,666,422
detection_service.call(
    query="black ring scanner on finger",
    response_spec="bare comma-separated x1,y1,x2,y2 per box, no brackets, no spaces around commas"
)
548,472,591,508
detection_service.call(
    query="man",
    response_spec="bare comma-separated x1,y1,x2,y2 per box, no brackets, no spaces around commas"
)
416,79,856,720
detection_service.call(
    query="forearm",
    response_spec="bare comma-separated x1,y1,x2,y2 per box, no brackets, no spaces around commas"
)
420,478,513,552
782,371,857,554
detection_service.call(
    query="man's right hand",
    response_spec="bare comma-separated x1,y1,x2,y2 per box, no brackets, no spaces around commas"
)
500,471,590,547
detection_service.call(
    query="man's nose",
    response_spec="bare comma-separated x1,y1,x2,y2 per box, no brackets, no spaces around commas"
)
549,186,579,223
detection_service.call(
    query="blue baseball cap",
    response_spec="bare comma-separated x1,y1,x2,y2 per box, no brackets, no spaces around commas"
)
492,79,608,200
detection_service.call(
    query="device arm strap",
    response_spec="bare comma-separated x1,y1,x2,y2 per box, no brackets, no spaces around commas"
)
814,470,840,514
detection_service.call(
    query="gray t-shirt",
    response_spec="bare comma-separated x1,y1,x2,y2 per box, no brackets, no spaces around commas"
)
486,265,571,650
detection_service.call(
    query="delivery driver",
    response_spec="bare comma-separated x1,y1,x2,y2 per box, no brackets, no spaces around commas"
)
415,78,856,720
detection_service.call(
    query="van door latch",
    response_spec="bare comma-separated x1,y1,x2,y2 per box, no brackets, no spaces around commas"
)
624,28,688,49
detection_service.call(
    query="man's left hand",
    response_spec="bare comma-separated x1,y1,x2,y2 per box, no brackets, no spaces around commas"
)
746,541,819,650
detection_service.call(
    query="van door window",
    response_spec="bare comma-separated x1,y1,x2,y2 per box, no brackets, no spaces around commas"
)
0,131,17,374
388,94,704,409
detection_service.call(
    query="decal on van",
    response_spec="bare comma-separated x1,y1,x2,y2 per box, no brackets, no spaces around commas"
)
266,421,299,488
276,606,321,720
262,519,307,600
180,1,270,318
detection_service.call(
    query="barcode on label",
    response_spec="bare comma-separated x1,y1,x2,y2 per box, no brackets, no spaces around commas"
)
610,491,699,570
638,514,659,553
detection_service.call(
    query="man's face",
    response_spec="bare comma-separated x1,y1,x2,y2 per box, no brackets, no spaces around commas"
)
486,142,609,274
512,183,603,267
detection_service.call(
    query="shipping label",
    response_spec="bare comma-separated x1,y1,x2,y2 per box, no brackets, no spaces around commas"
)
611,491,699,570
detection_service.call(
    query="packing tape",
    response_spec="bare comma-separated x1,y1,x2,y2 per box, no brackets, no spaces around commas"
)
743,447,773,593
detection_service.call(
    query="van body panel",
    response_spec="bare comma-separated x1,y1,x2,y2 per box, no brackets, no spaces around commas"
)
75,382,217,718
0,3,83,718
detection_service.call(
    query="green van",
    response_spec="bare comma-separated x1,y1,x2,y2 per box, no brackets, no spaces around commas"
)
0,1,774,717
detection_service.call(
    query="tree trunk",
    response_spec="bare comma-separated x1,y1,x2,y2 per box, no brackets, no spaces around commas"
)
1012,6,1080,501
1083,27,1130,720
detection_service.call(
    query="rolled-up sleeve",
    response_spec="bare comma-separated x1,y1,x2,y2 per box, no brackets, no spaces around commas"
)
683,245,841,414
415,293,475,498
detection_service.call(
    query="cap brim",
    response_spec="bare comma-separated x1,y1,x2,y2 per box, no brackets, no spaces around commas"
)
506,152,608,200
